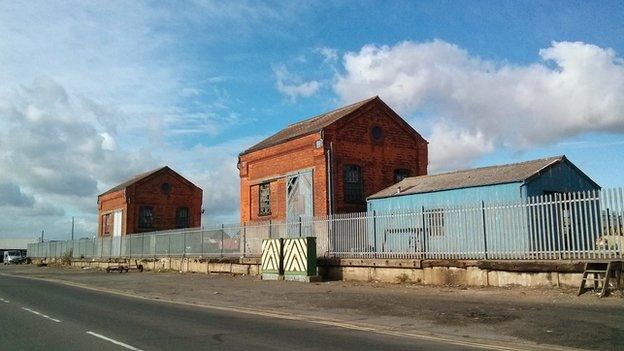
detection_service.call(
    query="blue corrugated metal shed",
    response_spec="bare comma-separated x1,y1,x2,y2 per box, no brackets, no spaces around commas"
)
368,155,599,212
364,155,600,256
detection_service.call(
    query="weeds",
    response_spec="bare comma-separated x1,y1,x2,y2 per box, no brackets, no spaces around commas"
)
60,249,73,266
395,273,411,284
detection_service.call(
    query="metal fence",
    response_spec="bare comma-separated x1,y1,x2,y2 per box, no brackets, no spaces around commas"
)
28,188,624,261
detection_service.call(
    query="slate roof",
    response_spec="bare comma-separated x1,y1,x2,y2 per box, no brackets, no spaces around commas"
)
99,166,168,197
369,156,573,199
240,96,379,155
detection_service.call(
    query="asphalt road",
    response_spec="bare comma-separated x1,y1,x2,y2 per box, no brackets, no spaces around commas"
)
0,274,498,351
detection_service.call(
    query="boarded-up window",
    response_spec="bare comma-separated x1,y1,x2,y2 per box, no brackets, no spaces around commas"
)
139,206,154,229
259,183,271,216
426,209,445,236
103,214,111,235
344,165,363,204
176,207,189,228
394,168,410,183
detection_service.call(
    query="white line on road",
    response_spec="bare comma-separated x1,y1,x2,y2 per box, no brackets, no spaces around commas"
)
86,331,143,351
0,298,9,303
21,307,61,323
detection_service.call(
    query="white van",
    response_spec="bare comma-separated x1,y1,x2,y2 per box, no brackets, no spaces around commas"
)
3,250,25,264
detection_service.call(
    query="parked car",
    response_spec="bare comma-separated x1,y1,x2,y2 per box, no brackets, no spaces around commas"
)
3,250,30,264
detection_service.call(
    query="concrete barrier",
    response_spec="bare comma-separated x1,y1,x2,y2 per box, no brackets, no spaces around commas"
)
44,257,587,288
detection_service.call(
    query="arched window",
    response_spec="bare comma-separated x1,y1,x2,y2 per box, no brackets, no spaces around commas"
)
394,168,410,183
176,207,189,228
343,165,363,204
138,206,154,229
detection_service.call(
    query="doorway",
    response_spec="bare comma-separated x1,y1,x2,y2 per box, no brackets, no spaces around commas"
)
286,171,313,236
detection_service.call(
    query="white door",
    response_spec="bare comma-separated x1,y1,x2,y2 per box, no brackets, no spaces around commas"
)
112,210,122,256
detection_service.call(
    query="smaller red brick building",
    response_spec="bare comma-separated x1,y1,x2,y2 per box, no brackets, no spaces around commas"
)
238,96,428,224
97,166,202,237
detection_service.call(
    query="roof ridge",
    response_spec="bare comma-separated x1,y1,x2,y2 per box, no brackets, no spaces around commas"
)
415,155,564,179
286,96,378,128
240,96,380,155
99,166,169,196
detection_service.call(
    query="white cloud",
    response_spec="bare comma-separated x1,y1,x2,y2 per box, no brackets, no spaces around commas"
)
274,64,322,101
316,47,339,63
0,2,282,237
427,123,494,171
333,40,624,171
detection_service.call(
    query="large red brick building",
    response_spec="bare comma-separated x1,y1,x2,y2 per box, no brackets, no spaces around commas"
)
238,96,428,223
97,166,202,237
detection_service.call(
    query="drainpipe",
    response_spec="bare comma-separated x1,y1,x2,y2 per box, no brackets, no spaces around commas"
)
326,141,335,215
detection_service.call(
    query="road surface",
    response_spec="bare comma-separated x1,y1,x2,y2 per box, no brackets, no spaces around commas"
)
0,274,503,351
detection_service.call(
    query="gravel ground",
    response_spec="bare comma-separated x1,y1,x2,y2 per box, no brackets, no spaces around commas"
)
2,264,623,350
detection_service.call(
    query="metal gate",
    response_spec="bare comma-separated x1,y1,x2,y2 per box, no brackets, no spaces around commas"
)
286,171,313,236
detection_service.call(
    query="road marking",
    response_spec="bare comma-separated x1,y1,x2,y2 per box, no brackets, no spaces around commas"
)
0,298,9,303
86,331,143,351
21,307,61,323
0,272,580,351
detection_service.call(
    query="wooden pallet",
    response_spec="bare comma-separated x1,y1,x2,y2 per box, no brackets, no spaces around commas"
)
577,261,622,297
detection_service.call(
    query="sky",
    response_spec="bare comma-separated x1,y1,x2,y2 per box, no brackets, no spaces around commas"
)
1,1,623,240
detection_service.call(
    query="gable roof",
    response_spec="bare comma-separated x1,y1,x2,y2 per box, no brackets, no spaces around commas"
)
369,155,594,199
99,166,169,197
240,96,380,155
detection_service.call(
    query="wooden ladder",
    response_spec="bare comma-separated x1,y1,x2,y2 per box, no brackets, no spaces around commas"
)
577,261,622,297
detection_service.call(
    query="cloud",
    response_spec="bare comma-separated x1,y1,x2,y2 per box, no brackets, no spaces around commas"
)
0,78,158,236
333,40,624,171
0,2,281,236
274,64,322,101
0,182,35,207
316,47,339,63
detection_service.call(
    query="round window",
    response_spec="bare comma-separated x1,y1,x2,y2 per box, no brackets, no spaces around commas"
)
371,126,383,141
161,182,171,194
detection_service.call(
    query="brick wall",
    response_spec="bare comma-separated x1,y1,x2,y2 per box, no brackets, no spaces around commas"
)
325,102,428,213
98,169,202,236
238,99,428,222
239,132,327,223
97,190,127,237
127,172,202,234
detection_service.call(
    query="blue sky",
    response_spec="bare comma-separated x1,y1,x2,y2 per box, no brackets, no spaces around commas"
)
0,1,623,239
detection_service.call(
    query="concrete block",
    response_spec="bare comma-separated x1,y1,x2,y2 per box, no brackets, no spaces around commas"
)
231,264,250,275
558,272,583,287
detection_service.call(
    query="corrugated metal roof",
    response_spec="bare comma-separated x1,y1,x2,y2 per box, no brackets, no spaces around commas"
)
369,156,566,199
99,166,168,197
0,237,39,249
240,96,378,155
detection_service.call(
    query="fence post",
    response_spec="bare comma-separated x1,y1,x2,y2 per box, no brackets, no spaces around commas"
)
183,230,187,261
481,201,488,260
269,220,272,239
220,224,225,257
372,210,377,258
201,228,205,257
421,206,427,259
141,234,145,259
242,222,246,257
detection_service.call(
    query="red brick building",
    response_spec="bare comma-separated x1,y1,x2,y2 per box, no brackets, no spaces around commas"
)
97,166,202,237
238,96,428,223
